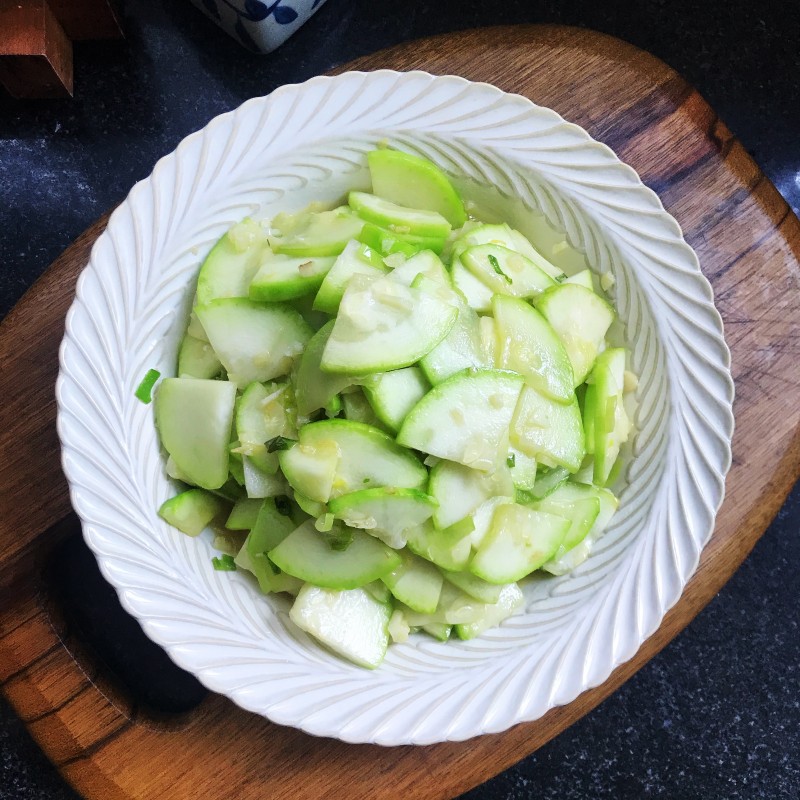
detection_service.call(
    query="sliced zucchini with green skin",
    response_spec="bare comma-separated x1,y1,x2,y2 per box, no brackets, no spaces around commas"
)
545,482,619,529
399,582,481,627
321,274,458,375
166,455,193,484
454,583,525,640
398,369,524,471
235,543,303,595
155,378,236,490
592,348,631,486
364,580,392,604
294,320,358,416
249,497,297,551
451,258,494,312
158,489,228,537
287,291,329,332
271,207,364,257
420,291,488,385
235,381,292,472
294,491,326,518
507,445,537,491
367,148,467,227
297,419,427,497
428,460,505,530
196,299,312,387
349,191,452,240
234,498,301,593
381,549,444,614
425,581,487,625
196,219,269,306
462,244,555,300
583,382,597,455
451,223,566,282
225,497,263,530
278,438,340,504
328,487,437,549
387,249,451,287
492,294,574,403
270,520,401,590
511,385,585,472
524,465,571,501
242,456,288,499
565,269,595,290
441,569,505,604
541,482,619,575
470,503,570,583
357,222,445,257
290,584,391,669
508,230,567,282
450,223,520,264
177,335,222,379
341,389,387,430
313,240,387,314
186,309,208,342
362,367,429,432
405,519,474,572
535,283,615,385
248,253,335,302
467,495,515,551
422,622,452,641
536,496,601,562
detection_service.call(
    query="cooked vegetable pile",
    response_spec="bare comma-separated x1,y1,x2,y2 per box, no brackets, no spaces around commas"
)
151,148,633,668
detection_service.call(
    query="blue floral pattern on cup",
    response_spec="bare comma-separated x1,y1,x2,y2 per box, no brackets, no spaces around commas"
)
192,0,328,52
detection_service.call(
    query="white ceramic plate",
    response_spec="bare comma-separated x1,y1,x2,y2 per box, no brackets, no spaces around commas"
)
56,71,734,745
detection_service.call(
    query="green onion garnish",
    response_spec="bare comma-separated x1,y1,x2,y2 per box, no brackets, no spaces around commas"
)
274,495,293,517
506,453,516,468
266,435,295,453
487,254,512,285
134,368,161,404
211,554,237,571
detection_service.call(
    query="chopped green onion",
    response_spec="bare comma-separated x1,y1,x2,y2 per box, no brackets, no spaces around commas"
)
487,254,512,285
134,368,161,404
266,435,295,453
506,453,516,468
274,495,293,517
211,554,237,571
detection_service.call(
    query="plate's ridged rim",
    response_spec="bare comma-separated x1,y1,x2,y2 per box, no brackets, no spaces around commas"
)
56,71,734,745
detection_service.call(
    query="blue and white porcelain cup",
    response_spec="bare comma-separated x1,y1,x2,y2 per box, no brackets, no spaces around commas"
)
189,0,328,53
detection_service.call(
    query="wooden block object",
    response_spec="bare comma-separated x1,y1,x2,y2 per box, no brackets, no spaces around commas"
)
1,26,799,800
0,0,72,98
47,0,123,41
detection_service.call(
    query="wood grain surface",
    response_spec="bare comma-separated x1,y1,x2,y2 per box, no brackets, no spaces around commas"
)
0,0,73,98
1,25,799,800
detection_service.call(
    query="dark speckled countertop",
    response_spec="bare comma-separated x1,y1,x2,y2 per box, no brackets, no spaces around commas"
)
1,1,798,798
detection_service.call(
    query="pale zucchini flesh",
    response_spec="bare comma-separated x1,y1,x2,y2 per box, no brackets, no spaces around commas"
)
155,378,236,490
321,274,458,374
398,369,524,471
290,584,391,669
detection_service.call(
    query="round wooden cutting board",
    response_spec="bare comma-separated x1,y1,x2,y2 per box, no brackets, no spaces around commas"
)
1,25,799,800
